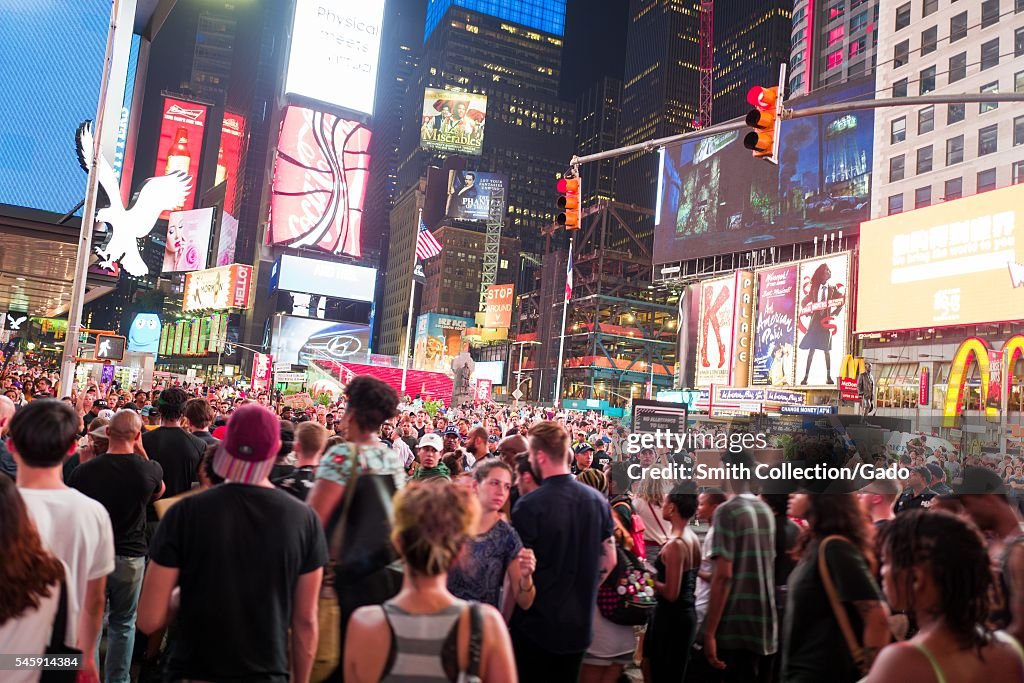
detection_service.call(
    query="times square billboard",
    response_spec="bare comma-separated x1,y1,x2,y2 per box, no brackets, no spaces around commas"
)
420,89,487,156
654,77,874,265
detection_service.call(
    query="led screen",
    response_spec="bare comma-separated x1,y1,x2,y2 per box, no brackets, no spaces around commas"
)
154,97,208,219
274,254,376,302
857,184,1024,332
285,0,385,117
217,112,246,214
271,316,370,366
446,170,506,221
270,105,370,257
162,208,214,273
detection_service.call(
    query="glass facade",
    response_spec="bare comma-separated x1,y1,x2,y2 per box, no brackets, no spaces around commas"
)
424,0,566,40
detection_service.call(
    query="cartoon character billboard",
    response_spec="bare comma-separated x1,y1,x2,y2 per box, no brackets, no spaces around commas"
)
127,313,162,354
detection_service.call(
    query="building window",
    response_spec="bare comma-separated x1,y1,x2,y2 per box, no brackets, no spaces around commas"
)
982,0,999,28
893,78,908,97
1018,27,1024,56
950,12,968,42
944,177,963,200
829,0,845,20
981,82,999,113
789,73,805,92
977,168,998,192
895,3,911,30
917,146,933,174
888,194,904,215
946,135,964,164
1016,115,1024,145
915,186,932,208
791,49,805,67
848,60,866,77
894,40,910,68
948,103,965,124
827,25,845,46
923,0,939,15
921,27,938,56
949,52,968,82
1017,71,1024,93
981,38,1000,70
891,117,907,143
850,11,869,33
826,49,843,70
920,66,936,95
979,124,999,156
1014,161,1024,184
890,155,905,182
918,106,934,134
849,37,867,58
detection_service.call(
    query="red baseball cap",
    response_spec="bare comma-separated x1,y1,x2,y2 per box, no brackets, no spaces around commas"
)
212,404,281,484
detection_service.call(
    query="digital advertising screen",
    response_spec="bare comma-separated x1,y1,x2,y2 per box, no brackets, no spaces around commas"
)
285,0,385,117
162,207,214,273
270,105,370,257
420,89,487,156
857,183,1024,332
483,284,514,329
127,313,162,354
414,313,474,373
446,170,506,221
751,265,798,387
273,254,377,302
182,264,253,313
215,211,238,267
794,253,850,388
218,112,246,214
0,2,109,214
154,96,208,219
654,78,874,266
271,316,370,366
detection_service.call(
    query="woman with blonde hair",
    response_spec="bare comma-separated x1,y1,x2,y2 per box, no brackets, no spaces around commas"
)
633,447,674,564
344,482,517,682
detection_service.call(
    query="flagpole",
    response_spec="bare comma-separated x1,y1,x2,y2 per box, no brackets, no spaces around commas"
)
400,209,423,398
553,237,572,408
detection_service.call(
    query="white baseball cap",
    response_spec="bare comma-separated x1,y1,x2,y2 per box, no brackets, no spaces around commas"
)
417,433,444,451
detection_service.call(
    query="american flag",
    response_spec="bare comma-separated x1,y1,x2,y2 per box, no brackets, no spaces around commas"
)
565,249,573,301
416,216,442,260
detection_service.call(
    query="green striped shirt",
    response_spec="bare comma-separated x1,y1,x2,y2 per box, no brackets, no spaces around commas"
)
710,494,778,655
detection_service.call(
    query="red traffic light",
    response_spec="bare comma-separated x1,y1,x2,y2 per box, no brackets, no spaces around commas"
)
747,85,778,111
556,177,580,194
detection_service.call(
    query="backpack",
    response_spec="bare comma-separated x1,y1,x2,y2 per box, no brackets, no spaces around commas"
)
612,498,647,562
596,542,656,625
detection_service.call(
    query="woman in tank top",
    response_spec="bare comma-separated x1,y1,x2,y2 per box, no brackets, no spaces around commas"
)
344,481,516,682
864,510,1024,683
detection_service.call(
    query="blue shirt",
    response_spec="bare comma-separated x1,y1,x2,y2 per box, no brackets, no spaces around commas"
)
447,519,523,607
0,440,16,479
509,474,614,654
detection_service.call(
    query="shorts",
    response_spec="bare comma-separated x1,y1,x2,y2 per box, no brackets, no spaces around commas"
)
582,653,633,667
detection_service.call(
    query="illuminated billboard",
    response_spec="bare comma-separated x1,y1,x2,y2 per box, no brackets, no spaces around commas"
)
182,264,253,313
162,208,214,273
446,170,506,221
654,78,874,266
215,211,238,267
273,254,376,302
154,96,208,219
270,105,370,257
794,253,850,388
158,312,230,357
271,316,370,366
483,284,514,329
751,265,797,386
420,89,486,156
414,313,473,373
285,0,384,117
127,313,162,354
217,112,246,214
857,183,1024,333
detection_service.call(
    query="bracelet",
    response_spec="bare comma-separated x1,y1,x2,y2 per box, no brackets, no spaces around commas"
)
520,581,535,593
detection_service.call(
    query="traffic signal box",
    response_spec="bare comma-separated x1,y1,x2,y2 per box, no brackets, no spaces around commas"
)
556,176,580,230
744,86,780,163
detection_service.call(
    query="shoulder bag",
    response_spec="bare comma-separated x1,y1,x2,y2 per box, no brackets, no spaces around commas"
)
456,602,484,683
41,580,81,683
818,535,868,676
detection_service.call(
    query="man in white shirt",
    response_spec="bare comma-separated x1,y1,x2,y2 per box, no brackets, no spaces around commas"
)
10,399,115,683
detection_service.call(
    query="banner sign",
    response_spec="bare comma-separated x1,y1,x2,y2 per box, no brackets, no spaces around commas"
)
839,377,861,402
446,170,506,221
281,392,315,409
275,372,307,384
252,352,273,392
182,264,253,313
632,399,690,435
714,387,804,404
475,379,492,402
919,367,930,406
162,208,214,273
751,265,797,386
780,404,836,415
484,284,514,328
218,112,246,214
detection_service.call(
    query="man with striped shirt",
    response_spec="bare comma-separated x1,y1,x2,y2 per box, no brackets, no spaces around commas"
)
703,449,777,682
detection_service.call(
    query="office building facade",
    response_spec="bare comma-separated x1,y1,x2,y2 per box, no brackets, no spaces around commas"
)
788,0,879,97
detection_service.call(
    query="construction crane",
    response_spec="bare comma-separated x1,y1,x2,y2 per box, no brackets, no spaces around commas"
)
698,0,714,128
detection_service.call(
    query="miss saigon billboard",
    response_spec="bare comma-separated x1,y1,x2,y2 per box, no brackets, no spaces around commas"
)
857,183,1024,332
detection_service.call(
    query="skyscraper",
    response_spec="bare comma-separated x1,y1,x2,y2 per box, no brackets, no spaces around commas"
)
788,0,879,97
424,0,567,40
189,7,237,106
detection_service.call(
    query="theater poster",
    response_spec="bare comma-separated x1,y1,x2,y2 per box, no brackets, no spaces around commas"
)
419,89,486,156
751,265,797,386
695,276,735,387
794,253,850,388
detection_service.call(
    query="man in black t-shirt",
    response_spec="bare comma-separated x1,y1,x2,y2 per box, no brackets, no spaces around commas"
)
894,466,936,513
510,421,616,682
68,410,164,683
138,403,327,683
142,387,206,501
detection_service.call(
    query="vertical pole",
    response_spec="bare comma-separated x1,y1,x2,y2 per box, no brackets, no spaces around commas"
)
553,237,572,407
60,0,121,397
1000,351,1009,455
515,342,525,407
401,209,423,397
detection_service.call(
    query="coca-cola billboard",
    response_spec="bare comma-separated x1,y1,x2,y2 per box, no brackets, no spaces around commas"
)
154,97,208,219
269,105,371,257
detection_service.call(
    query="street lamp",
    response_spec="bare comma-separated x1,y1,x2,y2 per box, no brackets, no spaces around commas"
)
510,340,541,406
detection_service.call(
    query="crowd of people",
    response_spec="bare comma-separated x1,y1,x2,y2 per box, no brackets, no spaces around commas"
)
1,367,1024,682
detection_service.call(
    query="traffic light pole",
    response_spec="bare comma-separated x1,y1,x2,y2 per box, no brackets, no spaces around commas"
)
569,92,1024,168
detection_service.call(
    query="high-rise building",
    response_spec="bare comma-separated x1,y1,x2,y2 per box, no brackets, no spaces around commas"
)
788,0,879,97
713,0,794,122
871,0,1024,218
378,180,426,357
189,6,237,105
575,77,623,204
424,0,567,40
420,226,520,318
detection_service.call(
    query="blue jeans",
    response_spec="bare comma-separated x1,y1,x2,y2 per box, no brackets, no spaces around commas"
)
96,555,146,683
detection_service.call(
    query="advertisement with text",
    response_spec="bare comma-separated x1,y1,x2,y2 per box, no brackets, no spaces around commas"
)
420,89,486,156
751,264,798,386
794,253,850,387
154,96,208,219
446,170,506,221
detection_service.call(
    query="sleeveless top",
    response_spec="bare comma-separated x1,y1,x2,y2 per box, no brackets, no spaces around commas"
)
912,631,1024,683
655,548,698,611
380,600,464,682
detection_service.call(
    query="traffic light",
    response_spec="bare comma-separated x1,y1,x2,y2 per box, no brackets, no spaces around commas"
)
744,85,781,163
556,175,580,230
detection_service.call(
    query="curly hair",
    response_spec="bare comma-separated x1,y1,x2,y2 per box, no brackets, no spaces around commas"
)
577,468,607,494
392,481,479,576
879,510,993,652
795,493,875,573
156,387,189,421
344,376,398,433
0,475,64,623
